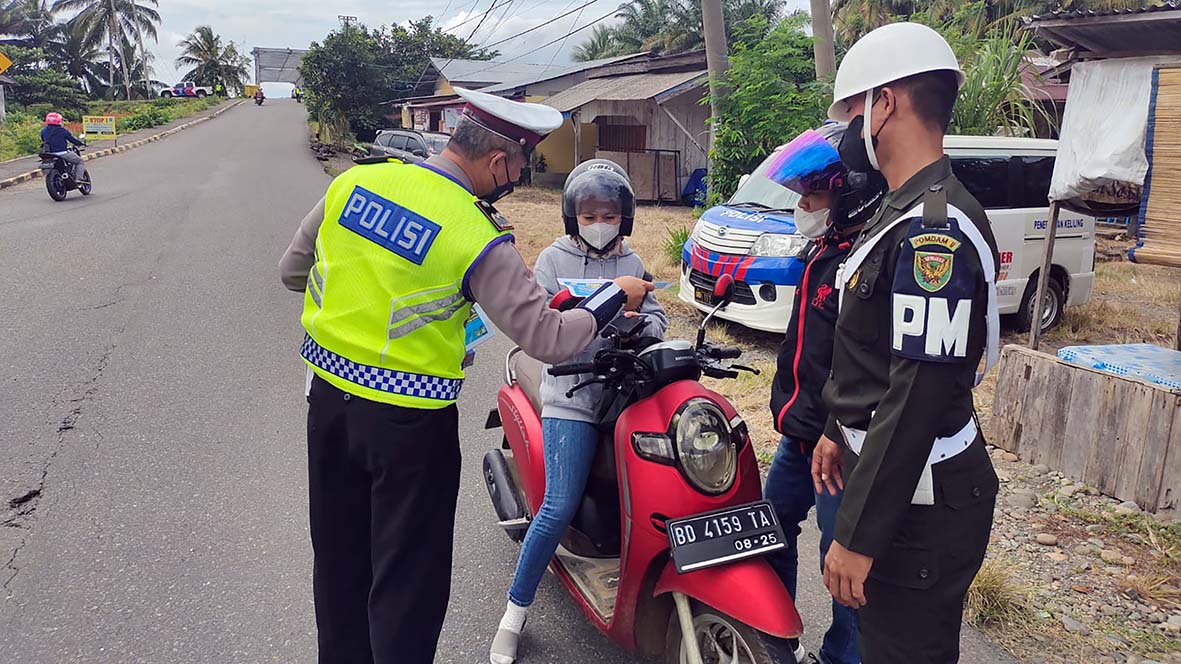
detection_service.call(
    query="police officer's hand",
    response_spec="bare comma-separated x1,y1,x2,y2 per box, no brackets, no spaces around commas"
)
613,276,655,312
812,435,844,496
824,542,873,608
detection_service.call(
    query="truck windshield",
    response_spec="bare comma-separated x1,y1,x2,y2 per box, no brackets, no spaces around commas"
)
727,148,801,213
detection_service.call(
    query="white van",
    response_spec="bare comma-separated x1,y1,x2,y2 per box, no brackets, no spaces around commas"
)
679,135,1095,333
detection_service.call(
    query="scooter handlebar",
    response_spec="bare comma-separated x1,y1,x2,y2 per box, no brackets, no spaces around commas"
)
708,346,743,360
547,362,596,377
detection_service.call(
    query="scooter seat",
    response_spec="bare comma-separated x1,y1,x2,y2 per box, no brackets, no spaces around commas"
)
514,353,545,415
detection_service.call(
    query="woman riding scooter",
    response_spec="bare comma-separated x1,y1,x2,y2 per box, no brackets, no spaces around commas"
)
490,160,668,664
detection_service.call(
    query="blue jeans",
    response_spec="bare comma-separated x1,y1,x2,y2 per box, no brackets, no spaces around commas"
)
764,436,860,664
508,417,599,607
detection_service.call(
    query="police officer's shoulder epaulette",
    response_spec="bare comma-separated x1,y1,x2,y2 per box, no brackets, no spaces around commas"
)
352,155,403,166
475,199,514,232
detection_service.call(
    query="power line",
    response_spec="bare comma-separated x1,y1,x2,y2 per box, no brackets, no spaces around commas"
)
541,0,588,74
446,0,514,33
406,0,507,99
455,2,629,80
479,0,602,51
476,0,518,47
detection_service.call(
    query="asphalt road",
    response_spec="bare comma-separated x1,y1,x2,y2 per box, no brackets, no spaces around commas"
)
0,99,1015,664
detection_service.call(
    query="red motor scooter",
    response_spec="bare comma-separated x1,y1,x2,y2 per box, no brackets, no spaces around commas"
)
483,275,810,664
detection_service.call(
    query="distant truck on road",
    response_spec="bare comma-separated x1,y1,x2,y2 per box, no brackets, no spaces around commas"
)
160,82,211,99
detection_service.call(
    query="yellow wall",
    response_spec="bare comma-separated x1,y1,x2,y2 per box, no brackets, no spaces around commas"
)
435,80,455,96
535,117,598,175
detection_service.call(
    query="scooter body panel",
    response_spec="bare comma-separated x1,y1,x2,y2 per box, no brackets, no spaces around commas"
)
653,558,804,638
496,385,547,514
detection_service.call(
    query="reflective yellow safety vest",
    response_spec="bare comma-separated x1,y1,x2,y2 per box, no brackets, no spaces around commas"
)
300,160,511,409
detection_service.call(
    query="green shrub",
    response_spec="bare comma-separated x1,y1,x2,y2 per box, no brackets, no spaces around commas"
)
120,106,169,132
0,118,45,160
663,225,692,266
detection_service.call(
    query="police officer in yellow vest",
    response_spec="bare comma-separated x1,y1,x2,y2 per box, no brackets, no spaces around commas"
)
279,88,654,664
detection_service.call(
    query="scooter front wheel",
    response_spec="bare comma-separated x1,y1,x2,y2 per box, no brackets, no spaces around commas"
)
664,601,805,664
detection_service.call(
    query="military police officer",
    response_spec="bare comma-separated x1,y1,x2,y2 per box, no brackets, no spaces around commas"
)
809,23,1002,662
279,88,653,664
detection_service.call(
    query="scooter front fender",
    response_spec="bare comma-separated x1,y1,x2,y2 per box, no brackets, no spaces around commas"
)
653,558,803,639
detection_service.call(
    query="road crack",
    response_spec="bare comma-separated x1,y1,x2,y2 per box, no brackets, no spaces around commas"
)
2,342,116,597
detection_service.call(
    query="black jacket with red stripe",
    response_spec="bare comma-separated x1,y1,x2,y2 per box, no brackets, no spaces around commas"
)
769,227,856,449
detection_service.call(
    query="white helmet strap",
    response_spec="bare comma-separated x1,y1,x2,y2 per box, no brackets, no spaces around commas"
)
863,89,881,171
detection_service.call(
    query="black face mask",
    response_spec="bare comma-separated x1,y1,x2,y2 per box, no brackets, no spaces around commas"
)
482,158,515,204
838,114,878,174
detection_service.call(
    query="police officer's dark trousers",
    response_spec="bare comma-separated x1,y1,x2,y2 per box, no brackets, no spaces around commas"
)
857,437,998,664
306,375,461,664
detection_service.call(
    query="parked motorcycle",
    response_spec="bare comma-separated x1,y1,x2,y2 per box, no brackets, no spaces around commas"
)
484,274,809,664
38,146,91,202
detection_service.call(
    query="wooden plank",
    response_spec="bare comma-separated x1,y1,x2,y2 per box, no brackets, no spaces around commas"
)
1113,381,1155,503
1084,377,1129,496
1158,396,1181,511
1060,368,1104,482
990,347,1030,452
1018,356,1055,464
1135,389,1178,509
1038,360,1080,471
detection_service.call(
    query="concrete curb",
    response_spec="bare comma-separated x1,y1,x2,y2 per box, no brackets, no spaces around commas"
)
0,100,245,191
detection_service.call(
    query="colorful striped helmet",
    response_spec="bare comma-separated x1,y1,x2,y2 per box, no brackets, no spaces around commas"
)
764,126,846,195
45,112,64,126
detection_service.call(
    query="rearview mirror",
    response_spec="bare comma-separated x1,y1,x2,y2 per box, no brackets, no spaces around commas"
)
713,273,736,305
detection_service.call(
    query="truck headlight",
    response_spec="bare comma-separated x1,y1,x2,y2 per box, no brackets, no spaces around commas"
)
749,233,809,257
673,399,737,495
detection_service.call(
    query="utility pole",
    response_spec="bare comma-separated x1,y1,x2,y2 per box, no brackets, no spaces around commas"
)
338,15,357,29
810,0,836,79
700,0,728,163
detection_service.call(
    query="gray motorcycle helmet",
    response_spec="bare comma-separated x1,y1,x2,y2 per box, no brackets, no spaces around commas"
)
561,159,636,240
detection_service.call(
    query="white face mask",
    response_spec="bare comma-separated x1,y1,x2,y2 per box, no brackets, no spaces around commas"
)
578,222,620,251
793,207,830,239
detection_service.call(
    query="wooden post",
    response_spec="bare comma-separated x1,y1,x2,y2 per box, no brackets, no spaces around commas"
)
572,110,582,167
1176,281,1181,351
1030,201,1062,350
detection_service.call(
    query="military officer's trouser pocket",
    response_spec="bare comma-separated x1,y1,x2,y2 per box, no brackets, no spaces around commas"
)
868,542,940,590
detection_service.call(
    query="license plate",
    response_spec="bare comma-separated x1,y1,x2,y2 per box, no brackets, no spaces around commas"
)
666,500,786,573
693,286,715,305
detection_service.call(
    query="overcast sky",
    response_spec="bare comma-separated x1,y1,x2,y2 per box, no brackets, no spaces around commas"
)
149,0,808,92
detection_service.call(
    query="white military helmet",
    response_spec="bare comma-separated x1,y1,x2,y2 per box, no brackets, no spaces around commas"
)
828,22,965,122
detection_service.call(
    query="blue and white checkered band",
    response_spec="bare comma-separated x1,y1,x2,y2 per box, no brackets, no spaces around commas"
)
301,336,463,401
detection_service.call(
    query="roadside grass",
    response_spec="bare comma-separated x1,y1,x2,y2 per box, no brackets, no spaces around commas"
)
965,558,1033,628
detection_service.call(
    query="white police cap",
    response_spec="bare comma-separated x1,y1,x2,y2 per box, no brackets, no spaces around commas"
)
454,87,564,149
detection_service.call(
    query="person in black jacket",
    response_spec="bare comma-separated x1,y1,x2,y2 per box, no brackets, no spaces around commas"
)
763,123,886,664
40,112,87,181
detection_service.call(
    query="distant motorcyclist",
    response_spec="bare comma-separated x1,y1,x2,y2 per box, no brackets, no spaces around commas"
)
254,88,265,104
40,113,87,181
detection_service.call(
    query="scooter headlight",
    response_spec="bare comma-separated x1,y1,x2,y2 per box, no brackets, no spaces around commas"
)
673,399,737,495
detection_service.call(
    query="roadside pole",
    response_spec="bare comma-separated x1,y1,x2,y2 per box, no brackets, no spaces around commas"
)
701,0,729,167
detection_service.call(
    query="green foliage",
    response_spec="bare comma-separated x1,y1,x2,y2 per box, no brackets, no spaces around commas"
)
574,0,785,59
663,225,692,265
119,104,168,131
300,18,495,142
709,14,825,198
0,115,45,158
0,45,90,115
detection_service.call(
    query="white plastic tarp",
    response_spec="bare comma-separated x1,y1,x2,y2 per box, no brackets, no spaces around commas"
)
1050,56,1181,204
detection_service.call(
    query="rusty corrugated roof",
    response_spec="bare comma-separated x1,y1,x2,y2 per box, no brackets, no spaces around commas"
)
541,70,706,113
1025,2,1181,57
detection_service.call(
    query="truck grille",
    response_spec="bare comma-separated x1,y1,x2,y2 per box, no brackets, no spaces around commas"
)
695,221,762,255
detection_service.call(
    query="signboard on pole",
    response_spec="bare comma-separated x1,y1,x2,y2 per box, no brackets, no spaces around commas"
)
83,115,117,142
0,52,12,77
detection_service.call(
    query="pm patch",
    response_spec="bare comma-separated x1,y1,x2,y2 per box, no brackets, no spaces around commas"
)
891,217,980,363
338,185,441,265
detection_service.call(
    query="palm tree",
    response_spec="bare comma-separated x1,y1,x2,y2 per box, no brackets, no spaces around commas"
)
572,25,619,61
0,0,57,48
175,26,251,94
51,0,161,100
46,15,104,91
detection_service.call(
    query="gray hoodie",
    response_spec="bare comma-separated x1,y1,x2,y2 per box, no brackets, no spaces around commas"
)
534,235,668,423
